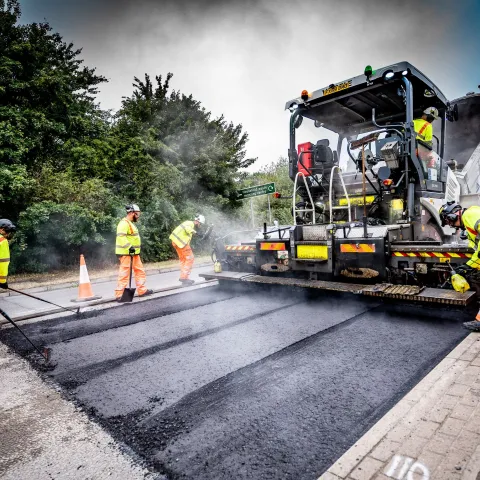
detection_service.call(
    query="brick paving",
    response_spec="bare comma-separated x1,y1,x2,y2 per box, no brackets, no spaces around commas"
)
319,333,480,480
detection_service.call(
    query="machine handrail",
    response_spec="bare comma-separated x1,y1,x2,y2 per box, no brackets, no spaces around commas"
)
329,166,352,223
293,171,316,225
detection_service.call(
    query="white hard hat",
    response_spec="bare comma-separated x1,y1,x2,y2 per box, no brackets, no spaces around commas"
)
126,203,141,213
195,213,205,224
423,107,439,119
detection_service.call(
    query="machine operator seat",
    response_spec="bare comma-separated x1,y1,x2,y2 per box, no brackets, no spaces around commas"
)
313,139,335,180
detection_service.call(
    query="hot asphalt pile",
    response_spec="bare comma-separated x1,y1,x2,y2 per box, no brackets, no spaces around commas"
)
0,285,471,479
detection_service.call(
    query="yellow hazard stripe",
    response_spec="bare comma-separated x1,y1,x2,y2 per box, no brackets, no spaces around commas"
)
340,244,376,253
392,251,472,258
225,245,256,251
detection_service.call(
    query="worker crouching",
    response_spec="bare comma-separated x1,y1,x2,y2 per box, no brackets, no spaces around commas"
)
170,214,205,286
440,201,480,331
114,204,153,300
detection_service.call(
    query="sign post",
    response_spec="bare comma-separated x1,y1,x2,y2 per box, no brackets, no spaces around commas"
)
250,198,254,228
237,183,276,228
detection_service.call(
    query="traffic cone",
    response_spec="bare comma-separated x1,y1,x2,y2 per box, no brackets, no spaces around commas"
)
72,255,102,302
476,309,480,322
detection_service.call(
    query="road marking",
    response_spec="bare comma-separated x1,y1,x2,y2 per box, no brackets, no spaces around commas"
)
385,455,430,479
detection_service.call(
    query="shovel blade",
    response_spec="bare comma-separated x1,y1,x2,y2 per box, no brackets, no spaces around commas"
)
43,347,52,363
119,287,136,303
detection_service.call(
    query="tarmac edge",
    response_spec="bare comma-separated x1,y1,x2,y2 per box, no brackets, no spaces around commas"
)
319,332,480,480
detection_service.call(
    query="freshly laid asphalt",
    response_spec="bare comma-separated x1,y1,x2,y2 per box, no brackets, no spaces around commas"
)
0,284,471,479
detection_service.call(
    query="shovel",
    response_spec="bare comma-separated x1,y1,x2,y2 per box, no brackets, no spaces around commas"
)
119,253,136,302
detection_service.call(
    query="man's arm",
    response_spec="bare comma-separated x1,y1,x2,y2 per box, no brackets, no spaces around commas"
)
466,244,480,270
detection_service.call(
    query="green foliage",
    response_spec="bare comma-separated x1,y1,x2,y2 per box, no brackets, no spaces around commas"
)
11,201,117,272
0,1,107,167
1,2,256,273
113,74,255,207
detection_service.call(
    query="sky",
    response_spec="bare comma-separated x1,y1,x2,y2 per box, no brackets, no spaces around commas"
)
20,0,480,170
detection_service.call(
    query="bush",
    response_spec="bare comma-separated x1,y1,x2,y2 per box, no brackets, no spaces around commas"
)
10,201,117,272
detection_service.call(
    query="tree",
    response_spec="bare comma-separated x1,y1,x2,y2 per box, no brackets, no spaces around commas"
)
0,0,107,170
113,74,256,207
1,2,257,271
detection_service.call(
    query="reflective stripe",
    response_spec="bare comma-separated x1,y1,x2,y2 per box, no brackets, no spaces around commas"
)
116,243,131,249
0,276,7,280
171,232,187,247
418,122,428,136
117,233,128,237
0,258,10,262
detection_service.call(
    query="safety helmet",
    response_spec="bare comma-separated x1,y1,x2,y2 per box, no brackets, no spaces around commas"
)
0,219,17,233
194,213,205,224
126,204,141,213
423,107,439,120
439,201,462,226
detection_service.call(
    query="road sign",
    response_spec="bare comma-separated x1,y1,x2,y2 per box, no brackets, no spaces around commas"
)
237,183,275,200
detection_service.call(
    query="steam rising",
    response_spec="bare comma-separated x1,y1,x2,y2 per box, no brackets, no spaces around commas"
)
21,0,479,168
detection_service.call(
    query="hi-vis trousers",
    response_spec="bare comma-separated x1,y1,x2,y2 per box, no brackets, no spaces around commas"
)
172,243,194,280
114,255,148,299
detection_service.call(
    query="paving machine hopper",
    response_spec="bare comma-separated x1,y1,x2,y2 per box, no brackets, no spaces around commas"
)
201,63,479,308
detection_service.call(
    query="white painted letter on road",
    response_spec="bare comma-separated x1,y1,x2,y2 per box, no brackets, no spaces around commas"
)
385,455,429,480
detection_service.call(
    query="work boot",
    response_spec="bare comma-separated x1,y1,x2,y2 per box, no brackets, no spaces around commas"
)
180,279,195,286
139,289,154,297
463,320,480,332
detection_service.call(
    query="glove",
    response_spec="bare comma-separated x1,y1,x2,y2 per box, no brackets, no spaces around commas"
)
451,274,470,293
128,247,136,254
0,282,8,289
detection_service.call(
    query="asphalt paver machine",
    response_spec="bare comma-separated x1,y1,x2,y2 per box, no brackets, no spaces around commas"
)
202,62,478,308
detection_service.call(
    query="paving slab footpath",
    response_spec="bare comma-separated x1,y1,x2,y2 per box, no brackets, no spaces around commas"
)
0,344,158,480
0,263,214,322
319,332,480,480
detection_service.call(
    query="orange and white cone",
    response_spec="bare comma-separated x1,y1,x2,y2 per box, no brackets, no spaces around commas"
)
476,309,480,322
72,255,101,302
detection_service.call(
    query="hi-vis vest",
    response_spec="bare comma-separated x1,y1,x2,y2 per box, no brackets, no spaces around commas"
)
0,234,10,284
116,218,141,255
170,221,196,248
462,206,480,269
413,118,433,145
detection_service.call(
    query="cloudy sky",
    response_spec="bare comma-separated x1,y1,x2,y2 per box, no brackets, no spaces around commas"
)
21,0,480,169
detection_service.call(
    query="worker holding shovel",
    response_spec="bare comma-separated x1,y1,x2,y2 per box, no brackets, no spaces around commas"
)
114,204,153,302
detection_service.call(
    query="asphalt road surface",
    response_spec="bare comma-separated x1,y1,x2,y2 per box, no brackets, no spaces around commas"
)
0,284,471,479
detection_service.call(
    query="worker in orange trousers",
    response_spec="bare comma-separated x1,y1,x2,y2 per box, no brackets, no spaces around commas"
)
114,204,153,300
170,214,205,286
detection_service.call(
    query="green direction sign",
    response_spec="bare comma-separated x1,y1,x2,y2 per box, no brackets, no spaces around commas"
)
237,182,275,200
